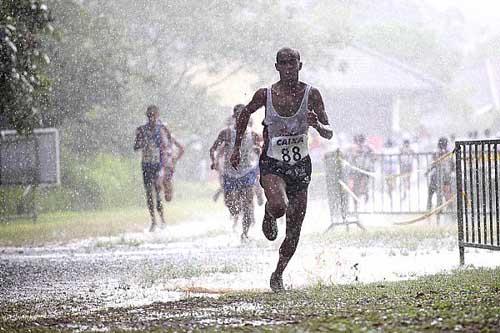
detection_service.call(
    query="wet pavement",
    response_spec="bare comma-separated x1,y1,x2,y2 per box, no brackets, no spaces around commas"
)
1,200,500,331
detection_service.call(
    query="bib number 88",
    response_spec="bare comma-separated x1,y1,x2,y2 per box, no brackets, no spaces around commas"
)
281,147,302,163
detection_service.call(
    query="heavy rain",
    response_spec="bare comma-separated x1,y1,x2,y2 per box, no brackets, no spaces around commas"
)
1,0,500,331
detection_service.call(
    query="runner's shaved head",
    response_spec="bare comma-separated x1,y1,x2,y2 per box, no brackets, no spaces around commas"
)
146,105,159,117
276,47,300,62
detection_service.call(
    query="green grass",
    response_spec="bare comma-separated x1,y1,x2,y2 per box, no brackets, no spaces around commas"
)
0,198,223,247
2,267,498,332
208,267,500,332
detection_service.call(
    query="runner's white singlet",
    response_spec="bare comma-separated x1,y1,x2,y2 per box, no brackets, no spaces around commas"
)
264,85,311,165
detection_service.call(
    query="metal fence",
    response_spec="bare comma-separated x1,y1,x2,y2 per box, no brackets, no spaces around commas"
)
455,139,500,265
324,148,456,229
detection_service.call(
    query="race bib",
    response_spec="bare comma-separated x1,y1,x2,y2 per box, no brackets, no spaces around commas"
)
268,134,309,165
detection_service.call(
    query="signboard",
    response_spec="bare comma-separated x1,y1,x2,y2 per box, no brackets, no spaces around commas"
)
0,128,60,185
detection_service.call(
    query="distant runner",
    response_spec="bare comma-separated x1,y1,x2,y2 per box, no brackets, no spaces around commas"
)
426,137,453,211
247,116,265,207
382,138,398,202
399,139,415,200
348,134,374,204
158,126,184,204
134,105,184,232
212,116,235,203
230,48,333,291
210,104,261,241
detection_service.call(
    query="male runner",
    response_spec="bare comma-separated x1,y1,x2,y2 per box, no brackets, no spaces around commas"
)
212,116,235,203
158,127,184,203
399,139,415,200
210,104,261,241
382,138,398,202
230,48,333,291
348,134,373,204
134,105,184,232
426,137,453,211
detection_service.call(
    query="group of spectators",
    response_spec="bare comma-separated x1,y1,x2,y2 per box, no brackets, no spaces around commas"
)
340,129,496,212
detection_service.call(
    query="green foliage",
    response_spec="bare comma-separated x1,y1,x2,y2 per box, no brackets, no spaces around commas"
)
71,0,351,156
0,152,219,214
0,0,53,133
2,0,352,156
41,0,126,154
45,153,144,210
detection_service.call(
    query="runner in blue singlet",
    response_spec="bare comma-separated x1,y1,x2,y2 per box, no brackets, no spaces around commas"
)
134,105,184,232
210,105,262,241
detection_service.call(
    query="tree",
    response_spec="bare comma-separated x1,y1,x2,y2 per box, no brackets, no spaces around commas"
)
0,0,52,133
76,0,351,154
40,0,127,155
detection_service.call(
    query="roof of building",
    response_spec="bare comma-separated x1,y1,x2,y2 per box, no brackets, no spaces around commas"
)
307,44,445,94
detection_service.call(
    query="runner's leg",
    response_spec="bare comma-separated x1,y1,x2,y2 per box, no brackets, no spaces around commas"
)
270,189,307,291
163,178,173,202
260,174,288,241
143,165,157,230
145,186,156,226
224,190,240,230
427,180,437,211
154,179,166,226
240,187,255,240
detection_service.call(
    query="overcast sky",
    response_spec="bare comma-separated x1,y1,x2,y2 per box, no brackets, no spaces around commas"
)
429,0,500,24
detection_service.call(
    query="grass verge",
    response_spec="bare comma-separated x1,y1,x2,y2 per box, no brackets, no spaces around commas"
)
220,267,500,332
0,198,222,247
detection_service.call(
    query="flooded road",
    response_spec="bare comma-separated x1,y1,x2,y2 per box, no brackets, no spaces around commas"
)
1,199,500,330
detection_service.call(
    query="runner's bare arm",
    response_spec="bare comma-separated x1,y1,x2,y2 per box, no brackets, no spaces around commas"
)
159,127,171,168
231,88,266,168
171,136,185,162
134,127,145,151
307,88,333,140
210,130,227,170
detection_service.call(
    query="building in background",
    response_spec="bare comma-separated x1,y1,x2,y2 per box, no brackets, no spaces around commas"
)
307,44,445,139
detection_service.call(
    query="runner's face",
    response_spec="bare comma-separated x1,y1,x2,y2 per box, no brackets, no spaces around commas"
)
147,111,159,126
275,52,301,80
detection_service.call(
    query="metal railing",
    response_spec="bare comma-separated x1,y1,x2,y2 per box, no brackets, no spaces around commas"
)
455,140,500,265
324,149,456,226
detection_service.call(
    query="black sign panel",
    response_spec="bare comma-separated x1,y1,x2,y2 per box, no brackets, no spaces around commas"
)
0,129,60,185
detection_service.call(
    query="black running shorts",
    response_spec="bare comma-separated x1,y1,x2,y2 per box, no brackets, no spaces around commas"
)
259,154,312,194
142,162,161,189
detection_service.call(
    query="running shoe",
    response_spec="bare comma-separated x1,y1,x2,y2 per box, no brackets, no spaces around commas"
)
262,209,277,241
149,222,157,232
